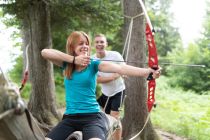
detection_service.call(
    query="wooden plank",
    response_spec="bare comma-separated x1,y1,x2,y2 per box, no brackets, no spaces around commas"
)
0,72,45,140
0,109,45,140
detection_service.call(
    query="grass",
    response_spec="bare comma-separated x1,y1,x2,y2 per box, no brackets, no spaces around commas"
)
55,85,66,108
151,76,210,140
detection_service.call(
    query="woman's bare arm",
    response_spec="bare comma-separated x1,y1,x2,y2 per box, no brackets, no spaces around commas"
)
97,73,120,83
41,49,90,66
98,61,161,79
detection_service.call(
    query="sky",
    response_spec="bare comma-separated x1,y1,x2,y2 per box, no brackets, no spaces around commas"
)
171,0,206,47
0,20,21,73
0,0,207,72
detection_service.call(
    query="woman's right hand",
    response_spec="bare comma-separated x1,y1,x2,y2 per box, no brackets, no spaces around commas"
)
74,55,90,66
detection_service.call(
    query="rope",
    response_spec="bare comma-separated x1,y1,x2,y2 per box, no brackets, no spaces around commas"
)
119,91,125,112
124,13,144,20
122,13,144,61
128,113,151,140
119,93,126,117
103,96,110,112
123,19,133,61
0,109,14,120
103,12,144,114
122,11,152,140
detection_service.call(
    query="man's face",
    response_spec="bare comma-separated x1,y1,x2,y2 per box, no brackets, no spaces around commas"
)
94,36,107,53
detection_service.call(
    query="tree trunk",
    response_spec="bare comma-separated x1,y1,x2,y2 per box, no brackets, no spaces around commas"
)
21,0,60,134
122,0,159,140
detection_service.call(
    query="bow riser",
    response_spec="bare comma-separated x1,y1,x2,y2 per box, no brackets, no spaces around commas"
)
145,23,159,112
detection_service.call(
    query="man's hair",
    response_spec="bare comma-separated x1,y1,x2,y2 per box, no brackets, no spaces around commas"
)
94,34,107,44
95,33,106,39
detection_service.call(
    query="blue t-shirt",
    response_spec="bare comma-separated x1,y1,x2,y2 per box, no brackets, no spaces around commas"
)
63,59,101,114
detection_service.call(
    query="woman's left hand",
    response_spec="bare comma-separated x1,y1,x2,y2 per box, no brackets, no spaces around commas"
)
148,67,161,79
152,67,161,79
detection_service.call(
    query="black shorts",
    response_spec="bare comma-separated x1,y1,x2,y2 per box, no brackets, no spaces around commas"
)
97,91,125,114
46,112,108,140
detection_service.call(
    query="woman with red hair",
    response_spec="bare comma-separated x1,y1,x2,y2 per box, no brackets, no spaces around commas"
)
42,31,161,140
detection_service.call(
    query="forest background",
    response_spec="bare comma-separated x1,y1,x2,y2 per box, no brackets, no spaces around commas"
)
0,0,209,140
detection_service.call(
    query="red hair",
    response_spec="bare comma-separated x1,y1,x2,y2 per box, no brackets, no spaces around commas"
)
64,31,90,79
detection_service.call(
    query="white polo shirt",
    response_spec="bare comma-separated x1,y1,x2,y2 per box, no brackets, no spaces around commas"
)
92,51,125,96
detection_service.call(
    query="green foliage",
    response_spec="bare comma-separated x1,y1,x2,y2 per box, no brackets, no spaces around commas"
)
19,83,31,99
1,14,20,29
0,0,27,29
152,76,210,140
1,0,182,62
8,56,31,99
146,0,182,56
55,85,65,108
1,0,124,53
166,44,209,94
2,0,123,106
164,0,210,94
96,84,102,99
50,0,123,52
9,56,23,83
8,55,66,107
106,29,124,53
53,69,66,107
54,70,64,86
0,8,2,16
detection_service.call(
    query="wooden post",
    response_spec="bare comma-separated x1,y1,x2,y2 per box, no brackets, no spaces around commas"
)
0,72,45,140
